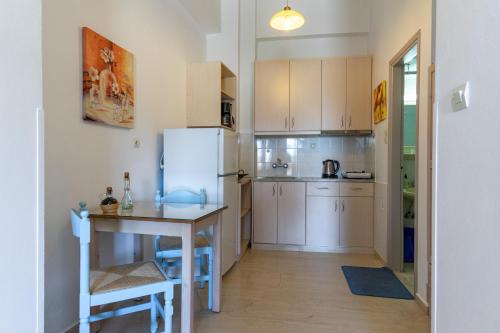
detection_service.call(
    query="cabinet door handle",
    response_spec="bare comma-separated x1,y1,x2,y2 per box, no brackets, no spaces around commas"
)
280,185,283,196
272,184,276,196
341,115,344,128
285,117,288,129
349,115,352,128
335,200,338,212
342,201,345,212
316,187,329,190
292,117,295,129
352,187,364,191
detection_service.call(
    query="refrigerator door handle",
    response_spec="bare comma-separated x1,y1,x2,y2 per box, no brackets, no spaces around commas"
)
159,153,164,170
217,172,239,177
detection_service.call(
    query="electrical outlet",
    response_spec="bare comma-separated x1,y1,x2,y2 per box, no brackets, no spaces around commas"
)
133,139,141,148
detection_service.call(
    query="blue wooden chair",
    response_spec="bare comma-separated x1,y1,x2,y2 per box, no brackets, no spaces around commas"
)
154,190,214,309
72,202,174,333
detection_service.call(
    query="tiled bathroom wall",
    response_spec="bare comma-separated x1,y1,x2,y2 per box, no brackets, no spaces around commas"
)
256,136,375,178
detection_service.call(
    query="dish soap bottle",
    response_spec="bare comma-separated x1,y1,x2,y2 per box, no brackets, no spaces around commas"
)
120,172,133,210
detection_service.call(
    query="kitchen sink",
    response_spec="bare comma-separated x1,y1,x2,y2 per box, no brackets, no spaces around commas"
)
258,177,298,181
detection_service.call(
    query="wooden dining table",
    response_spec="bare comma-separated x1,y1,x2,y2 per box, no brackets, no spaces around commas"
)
88,202,227,333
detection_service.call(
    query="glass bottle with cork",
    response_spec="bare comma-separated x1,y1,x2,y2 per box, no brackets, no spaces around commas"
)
120,171,133,210
101,186,119,214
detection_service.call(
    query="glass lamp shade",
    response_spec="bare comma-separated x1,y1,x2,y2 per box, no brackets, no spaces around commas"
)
270,6,305,31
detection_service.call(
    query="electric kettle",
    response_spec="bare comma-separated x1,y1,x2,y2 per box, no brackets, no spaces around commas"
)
322,160,340,178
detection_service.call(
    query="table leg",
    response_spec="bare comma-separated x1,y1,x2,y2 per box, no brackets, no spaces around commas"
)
181,224,195,333
211,213,222,312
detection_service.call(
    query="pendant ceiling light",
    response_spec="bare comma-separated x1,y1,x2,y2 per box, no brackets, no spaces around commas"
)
270,0,305,31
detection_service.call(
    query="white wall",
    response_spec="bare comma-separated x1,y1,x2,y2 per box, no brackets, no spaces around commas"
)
0,0,43,332
206,0,239,75
43,0,205,331
256,0,370,38
255,0,371,60
257,35,369,60
434,1,500,331
369,0,433,306
178,0,221,33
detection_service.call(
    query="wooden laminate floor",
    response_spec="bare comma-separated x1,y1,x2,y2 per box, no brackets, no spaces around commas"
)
99,250,430,333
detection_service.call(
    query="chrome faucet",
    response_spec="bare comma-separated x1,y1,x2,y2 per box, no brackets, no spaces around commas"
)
272,158,289,169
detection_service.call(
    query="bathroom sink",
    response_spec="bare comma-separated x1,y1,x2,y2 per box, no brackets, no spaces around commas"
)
403,187,415,200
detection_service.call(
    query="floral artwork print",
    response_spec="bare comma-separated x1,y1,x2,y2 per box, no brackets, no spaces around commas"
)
82,27,135,129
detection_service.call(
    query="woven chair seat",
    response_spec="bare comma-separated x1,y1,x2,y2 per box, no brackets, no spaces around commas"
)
90,261,166,295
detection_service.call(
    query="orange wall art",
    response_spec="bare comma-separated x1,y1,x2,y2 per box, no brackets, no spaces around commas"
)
82,27,135,128
373,80,387,124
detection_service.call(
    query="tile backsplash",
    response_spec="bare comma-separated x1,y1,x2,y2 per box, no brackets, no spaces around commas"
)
256,136,375,178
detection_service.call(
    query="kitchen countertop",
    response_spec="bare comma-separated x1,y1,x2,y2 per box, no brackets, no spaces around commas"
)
254,177,375,183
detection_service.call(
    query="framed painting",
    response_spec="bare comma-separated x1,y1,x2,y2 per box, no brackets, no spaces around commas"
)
82,27,134,128
373,80,387,124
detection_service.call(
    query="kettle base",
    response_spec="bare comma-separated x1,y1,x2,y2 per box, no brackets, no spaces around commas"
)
322,174,339,179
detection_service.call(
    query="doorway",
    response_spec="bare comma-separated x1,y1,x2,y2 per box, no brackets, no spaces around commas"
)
387,32,421,296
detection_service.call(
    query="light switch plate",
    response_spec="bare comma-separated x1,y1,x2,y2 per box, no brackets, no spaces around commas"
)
451,82,470,112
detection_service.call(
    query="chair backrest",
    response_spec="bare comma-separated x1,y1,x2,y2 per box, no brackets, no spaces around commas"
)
162,189,206,204
70,202,91,295
71,209,81,238
70,202,90,239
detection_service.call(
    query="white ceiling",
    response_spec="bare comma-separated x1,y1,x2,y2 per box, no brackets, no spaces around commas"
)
178,0,221,34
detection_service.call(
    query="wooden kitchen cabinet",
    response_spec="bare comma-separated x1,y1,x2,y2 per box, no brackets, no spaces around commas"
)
187,61,237,130
340,196,373,248
253,182,278,244
254,181,373,250
290,59,322,131
255,57,371,133
277,182,306,245
306,196,340,248
254,60,290,132
346,56,372,131
322,58,347,131
253,182,305,245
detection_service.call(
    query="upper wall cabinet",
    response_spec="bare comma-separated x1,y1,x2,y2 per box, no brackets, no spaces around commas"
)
346,56,372,131
187,61,237,131
290,60,322,132
254,59,322,134
322,56,372,132
255,56,372,134
254,60,290,132
322,58,347,131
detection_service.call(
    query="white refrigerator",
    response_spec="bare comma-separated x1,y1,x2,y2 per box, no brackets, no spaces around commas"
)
163,128,239,275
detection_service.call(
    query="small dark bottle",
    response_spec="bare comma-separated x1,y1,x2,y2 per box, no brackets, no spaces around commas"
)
101,187,118,205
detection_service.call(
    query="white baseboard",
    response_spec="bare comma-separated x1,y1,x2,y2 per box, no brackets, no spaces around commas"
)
415,292,430,314
374,249,387,265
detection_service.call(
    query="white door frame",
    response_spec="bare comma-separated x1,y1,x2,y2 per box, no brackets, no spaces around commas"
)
387,31,421,294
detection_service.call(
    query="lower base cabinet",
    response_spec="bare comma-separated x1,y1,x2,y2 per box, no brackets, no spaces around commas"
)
253,182,306,245
253,182,278,244
254,181,373,250
277,182,306,245
306,196,340,248
340,197,373,248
